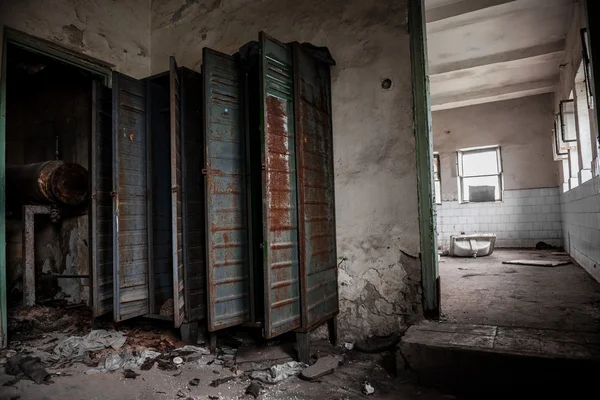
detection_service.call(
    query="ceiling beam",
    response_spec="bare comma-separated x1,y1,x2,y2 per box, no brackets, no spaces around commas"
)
426,0,516,23
431,79,557,111
429,40,565,75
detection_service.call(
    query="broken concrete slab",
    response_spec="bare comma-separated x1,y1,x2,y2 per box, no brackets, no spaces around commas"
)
236,344,294,370
300,355,343,381
502,259,571,267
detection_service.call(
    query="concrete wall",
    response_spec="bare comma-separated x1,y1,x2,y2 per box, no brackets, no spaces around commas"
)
561,175,600,283
433,94,559,201
0,0,151,79
152,0,421,339
437,188,562,250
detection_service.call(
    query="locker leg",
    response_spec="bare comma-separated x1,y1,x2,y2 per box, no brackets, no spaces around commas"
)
180,321,199,344
327,317,338,347
296,332,310,364
209,332,217,354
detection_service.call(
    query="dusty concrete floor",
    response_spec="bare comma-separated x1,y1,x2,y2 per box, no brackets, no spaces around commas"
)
400,249,600,397
0,348,449,400
440,249,600,331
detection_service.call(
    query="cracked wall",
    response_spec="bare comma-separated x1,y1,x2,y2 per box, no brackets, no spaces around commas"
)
0,0,151,78
152,0,423,339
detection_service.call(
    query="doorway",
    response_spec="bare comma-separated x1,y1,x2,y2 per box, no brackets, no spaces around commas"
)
0,31,111,347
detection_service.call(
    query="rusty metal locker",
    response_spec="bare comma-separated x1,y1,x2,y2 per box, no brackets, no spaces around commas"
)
259,33,302,339
112,72,150,322
292,43,339,330
203,48,251,332
91,80,114,318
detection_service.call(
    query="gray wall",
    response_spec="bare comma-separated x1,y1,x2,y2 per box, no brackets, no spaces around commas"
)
152,0,422,339
433,94,559,202
0,0,151,79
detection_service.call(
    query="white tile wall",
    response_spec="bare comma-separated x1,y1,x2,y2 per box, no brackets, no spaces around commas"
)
436,188,563,250
560,175,600,283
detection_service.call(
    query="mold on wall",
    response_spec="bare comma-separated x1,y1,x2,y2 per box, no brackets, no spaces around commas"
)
152,0,422,339
0,0,151,79
433,94,559,201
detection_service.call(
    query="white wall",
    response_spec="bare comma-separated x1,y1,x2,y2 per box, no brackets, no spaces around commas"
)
561,175,600,283
152,0,422,339
437,188,562,250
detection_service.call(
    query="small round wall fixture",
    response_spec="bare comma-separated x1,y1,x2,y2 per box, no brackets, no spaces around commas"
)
381,78,393,90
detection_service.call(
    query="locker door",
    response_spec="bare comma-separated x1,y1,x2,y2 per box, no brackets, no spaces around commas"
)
259,33,302,338
203,48,250,331
112,72,150,321
91,80,114,317
181,67,207,322
292,43,339,329
170,57,185,328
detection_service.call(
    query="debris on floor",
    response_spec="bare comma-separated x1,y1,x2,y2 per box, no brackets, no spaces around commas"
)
159,298,174,317
300,355,343,381
363,381,375,395
343,342,354,350
245,381,261,398
502,259,571,267
250,361,307,384
209,375,237,387
7,303,91,341
355,333,400,353
85,349,161,374
5,355,51,385
51,329,126,365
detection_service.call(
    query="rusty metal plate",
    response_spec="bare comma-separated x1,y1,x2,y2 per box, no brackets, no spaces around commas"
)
260,33,302,338
91,81,114,317
181,67,207,322
170,57,185,328
293,44,339,329
203,48,250,331
112,72,150,322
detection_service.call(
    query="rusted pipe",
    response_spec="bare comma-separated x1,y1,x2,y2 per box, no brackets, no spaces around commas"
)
6,161,90,206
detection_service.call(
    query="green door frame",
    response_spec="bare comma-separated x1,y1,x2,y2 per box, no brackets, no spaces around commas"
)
409,0,440,319
0,28,113,348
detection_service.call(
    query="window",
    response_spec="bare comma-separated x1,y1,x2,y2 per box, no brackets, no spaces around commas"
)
433,153,441,204
581,28,594,109
457,146,502,203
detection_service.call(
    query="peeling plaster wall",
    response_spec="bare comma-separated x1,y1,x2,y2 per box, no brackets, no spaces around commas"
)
0,0,151,78
152,0,421,339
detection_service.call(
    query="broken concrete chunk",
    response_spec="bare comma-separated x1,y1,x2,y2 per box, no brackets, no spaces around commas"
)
245,382,261,398
363,382,375,395
300,355,343,381
355,333,400,353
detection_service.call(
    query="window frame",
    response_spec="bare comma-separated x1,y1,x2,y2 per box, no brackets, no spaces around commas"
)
457,146,503,203
433,153,441,204
580,28,594,110
559,100,578,143
553,114,569,159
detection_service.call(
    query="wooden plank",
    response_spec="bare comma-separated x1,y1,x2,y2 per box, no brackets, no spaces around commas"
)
503,260,571,267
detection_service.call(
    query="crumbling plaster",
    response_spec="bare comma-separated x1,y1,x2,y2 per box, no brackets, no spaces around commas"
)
0,0,151,78
152,0,422,339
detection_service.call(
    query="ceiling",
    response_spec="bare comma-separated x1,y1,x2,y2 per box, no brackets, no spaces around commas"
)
425,0,574,111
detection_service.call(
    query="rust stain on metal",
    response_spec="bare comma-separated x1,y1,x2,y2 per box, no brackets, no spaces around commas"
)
266,95,292,231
